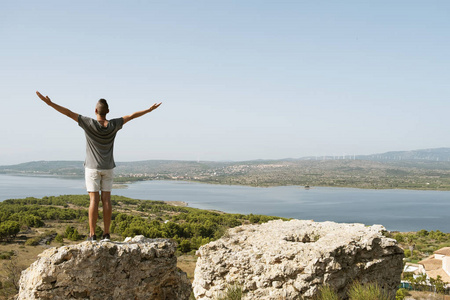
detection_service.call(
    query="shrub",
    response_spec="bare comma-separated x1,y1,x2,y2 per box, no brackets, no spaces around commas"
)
347,281,391,300
65,226,82,241
25,237,39,246
0,251,15,260
215,284,243,300
314,285,339,300
179,240,191,253
395,288,409,300
95,226,103,238
393,233,405,243
55,234,64,243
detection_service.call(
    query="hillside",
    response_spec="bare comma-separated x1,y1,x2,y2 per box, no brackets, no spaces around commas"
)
1,196,450,299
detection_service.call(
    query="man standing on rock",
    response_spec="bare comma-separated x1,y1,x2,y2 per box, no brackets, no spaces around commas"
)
36,91,162,241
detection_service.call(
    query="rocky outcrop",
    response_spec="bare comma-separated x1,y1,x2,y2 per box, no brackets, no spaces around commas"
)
193,220,403,300
17,236,191,300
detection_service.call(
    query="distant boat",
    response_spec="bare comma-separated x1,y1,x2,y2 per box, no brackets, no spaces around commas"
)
304,185,310,189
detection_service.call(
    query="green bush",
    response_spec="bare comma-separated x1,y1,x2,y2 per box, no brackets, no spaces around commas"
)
65,226,82,241
179,240,191,253
55,234,64,243
393,233,405,243
0,251,15,260
395,288,409,300
25,237,39,246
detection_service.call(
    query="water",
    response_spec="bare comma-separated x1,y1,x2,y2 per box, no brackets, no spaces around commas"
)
1,174,449,232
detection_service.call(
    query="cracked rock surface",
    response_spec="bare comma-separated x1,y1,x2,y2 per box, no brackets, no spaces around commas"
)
193,220,403,300
17,236,191,300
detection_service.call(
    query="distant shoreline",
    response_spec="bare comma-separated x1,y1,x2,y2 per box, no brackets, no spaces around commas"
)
2,172,450,192
4,155,450,191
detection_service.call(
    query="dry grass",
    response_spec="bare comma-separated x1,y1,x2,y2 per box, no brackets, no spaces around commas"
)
177,254,198,282
407,291,450,299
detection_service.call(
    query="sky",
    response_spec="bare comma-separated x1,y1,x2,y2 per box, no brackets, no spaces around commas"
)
1,1,450,165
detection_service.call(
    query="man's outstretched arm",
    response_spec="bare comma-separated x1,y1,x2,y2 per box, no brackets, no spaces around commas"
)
123,102,162,125
36,91,79,122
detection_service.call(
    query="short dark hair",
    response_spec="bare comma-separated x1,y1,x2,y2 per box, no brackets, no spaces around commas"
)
96,99,109,116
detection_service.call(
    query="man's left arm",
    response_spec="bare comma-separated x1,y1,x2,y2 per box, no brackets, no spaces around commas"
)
123,102,162,125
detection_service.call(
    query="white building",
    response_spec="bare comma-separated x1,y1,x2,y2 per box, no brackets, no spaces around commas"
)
418,247,450,284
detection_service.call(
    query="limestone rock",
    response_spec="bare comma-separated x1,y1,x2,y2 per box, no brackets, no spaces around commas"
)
17,236,191,300
193,220,403,300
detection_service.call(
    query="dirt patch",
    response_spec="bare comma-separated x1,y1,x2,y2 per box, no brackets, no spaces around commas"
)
407,291,450,299
165,201,188,207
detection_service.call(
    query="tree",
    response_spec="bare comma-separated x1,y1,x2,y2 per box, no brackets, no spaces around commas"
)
179,240,191,253
430,275,448,294
0,258,22,296
404,234,416,258
0,221,20,242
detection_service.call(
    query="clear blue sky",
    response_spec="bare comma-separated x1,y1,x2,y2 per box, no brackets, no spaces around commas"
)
1,1,449,165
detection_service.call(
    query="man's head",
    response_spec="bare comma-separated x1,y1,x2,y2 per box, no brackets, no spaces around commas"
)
96,99,109,116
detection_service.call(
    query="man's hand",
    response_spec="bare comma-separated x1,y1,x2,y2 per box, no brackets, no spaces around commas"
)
149,102,162,112
123,102,162,125
36,91,52,105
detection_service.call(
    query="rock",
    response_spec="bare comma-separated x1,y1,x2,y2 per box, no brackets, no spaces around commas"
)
17,236,191,300
193,220,403,300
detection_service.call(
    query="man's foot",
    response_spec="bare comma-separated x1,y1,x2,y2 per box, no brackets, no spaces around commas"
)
101,233,111,241
87,235,97,242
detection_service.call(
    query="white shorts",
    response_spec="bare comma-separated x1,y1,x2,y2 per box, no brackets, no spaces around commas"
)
85,168,114,192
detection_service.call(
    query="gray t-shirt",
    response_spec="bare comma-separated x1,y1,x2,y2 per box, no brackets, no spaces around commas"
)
78,115,124,170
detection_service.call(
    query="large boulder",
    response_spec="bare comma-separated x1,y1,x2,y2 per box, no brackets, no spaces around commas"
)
193,220,403,299
17,236,191,300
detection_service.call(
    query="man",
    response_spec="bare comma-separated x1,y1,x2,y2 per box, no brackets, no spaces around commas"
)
36,91,161,241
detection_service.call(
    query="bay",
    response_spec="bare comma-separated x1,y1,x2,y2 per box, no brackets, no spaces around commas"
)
1,174,449,232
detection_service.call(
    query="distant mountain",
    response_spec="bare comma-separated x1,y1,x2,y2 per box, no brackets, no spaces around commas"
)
299,148,450,162
356,148,450,162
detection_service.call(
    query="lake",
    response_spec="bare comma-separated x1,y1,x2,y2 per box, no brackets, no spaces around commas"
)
1,174,449,232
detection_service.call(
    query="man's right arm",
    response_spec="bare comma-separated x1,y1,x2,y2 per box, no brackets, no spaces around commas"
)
36,91,79,122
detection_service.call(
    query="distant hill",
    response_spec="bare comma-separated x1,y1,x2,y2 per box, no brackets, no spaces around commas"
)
301,148,450,162
0,160,85,176
0,148,450,176
2,148,450,175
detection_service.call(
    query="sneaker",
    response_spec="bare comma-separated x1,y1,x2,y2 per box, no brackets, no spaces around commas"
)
101,233,111,241
87,235,97,242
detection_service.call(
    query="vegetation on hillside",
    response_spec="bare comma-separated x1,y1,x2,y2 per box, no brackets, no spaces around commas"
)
385,230,450,262
2,194,450,299
0,195,285,254
0,195,286,299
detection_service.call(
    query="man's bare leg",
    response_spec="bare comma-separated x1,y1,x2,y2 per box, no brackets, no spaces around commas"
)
88,192,100,237
101,191,112,235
